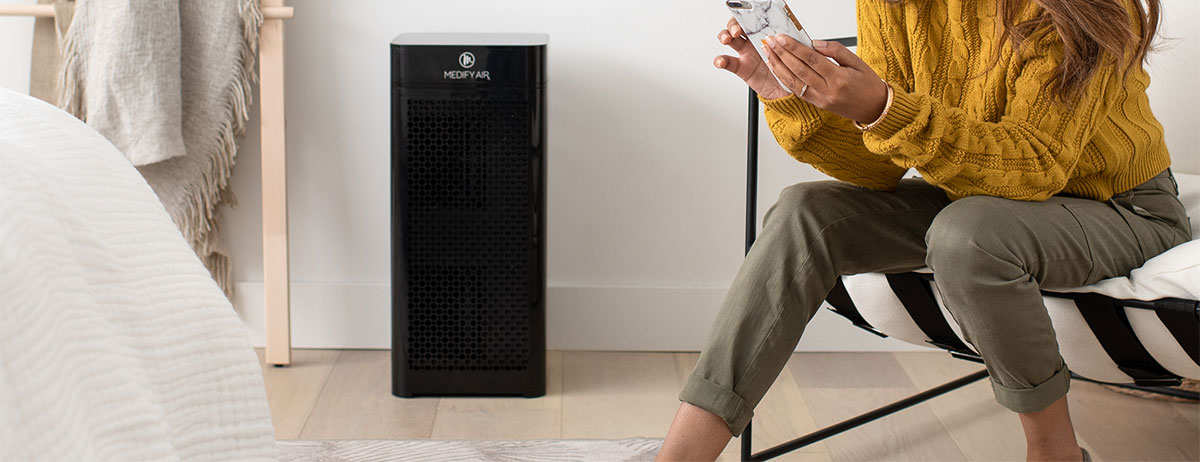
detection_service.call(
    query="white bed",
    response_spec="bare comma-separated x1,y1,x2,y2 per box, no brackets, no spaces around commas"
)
0,88,275,459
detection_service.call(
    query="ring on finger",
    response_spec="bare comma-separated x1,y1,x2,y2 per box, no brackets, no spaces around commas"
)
798,84,809,98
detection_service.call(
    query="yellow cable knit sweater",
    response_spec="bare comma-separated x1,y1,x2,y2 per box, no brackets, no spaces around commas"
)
763,0,1171,201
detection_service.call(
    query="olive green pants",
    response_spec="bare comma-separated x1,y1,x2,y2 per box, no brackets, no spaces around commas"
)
680,169,1191,436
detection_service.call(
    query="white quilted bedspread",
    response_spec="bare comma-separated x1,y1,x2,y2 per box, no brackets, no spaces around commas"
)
0,88,275,459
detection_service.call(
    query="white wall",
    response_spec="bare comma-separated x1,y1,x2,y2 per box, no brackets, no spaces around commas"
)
2,0,1197,352
0,2,33,93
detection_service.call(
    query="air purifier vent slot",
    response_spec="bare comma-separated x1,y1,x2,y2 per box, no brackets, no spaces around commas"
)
402,96,533,372
404,98,531,211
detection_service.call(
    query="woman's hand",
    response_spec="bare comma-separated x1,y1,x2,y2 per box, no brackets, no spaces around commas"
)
763,35,890,124
714,18,790,100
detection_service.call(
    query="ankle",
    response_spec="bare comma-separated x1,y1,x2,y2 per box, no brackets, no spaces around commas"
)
1027,445,1083,462
658,403,733,461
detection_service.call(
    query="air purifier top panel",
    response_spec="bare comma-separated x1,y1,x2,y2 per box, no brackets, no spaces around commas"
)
391,33,547,88
392,33,548,47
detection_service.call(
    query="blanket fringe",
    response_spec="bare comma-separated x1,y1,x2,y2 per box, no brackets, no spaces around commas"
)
180,0,263,297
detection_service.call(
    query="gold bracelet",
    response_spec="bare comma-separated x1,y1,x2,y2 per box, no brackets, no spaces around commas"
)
855,82,894,132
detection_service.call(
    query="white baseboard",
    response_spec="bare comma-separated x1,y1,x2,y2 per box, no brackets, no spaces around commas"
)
232,282,926,352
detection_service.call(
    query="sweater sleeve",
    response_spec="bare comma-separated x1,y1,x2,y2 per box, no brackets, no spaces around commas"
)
761,84,908,191
757,1,911,191
861,35,1121,201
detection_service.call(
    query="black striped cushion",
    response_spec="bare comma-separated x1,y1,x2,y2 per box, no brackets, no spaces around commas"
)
827,272,1200,385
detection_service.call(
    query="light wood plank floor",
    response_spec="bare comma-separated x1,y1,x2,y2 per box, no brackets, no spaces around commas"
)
258,350,1199,461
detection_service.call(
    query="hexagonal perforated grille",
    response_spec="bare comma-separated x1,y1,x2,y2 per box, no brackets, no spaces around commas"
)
402,96,533,372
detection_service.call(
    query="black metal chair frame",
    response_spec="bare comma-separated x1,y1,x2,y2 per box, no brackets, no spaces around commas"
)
736,36,1199,461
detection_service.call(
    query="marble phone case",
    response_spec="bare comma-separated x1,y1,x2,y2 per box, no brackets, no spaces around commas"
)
728,0,814,89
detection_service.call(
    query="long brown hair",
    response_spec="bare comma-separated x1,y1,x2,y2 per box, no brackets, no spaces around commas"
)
884,0,1162,101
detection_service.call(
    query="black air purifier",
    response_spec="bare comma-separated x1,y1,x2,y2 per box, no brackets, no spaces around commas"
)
391,33,547,397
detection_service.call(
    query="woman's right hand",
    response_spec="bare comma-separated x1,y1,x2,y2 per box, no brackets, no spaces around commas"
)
715,17,790,100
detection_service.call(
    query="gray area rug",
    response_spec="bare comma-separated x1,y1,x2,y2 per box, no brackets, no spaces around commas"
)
277,438,662,462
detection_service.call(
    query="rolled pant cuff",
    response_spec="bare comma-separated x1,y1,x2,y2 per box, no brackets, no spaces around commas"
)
991,366,1072,414
678,374,754,437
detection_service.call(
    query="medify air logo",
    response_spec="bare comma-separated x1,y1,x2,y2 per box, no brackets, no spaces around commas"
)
444,51,491,81
458,52,476,68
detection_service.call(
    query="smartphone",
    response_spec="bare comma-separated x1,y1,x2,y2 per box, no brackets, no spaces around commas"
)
726,0,814,88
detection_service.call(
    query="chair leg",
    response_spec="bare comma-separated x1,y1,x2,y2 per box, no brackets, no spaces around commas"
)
742,369,989,461
1072,375,1200,401
741,420,753,461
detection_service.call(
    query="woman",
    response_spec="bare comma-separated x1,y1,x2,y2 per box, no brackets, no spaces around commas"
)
657,0,1190,460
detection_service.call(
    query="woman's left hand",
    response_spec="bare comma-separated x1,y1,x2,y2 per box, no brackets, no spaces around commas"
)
764,35,890,125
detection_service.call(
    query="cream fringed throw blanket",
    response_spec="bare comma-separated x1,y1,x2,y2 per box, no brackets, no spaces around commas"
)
32,0,263,295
